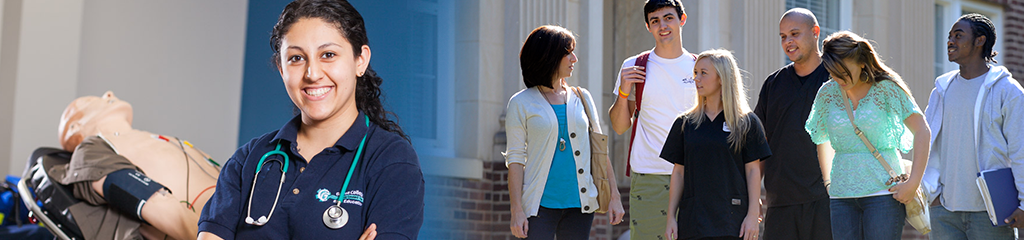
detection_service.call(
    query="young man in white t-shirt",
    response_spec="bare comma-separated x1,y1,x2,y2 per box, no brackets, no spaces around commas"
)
608,0,697,239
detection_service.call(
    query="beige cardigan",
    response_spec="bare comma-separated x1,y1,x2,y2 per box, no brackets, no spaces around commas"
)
504,86,602,216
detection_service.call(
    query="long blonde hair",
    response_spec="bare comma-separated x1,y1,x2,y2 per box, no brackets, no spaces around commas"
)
821,31,915,101
684,49,753,152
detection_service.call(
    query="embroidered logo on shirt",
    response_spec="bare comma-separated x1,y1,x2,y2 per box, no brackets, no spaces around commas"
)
315,188,365,206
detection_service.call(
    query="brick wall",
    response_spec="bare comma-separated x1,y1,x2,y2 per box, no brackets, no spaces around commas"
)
426,161,633,240
420,164,510,240
978,0,1024,79
995,0,1024,79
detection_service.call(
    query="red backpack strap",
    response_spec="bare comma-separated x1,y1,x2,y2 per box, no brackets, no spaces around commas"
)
626,51,651,177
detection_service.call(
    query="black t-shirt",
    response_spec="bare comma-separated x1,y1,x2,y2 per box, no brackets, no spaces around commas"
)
660,112,771,240
753,63,831,207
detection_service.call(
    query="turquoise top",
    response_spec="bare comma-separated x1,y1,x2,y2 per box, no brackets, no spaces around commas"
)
540,104,582,208
805,80,922,198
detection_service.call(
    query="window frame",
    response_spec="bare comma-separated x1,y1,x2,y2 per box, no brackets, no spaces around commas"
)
405,0,456,158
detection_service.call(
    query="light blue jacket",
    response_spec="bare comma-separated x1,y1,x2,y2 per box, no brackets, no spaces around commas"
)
923,66,1024,210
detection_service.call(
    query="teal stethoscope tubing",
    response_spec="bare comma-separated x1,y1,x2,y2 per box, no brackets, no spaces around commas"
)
244,117,369,227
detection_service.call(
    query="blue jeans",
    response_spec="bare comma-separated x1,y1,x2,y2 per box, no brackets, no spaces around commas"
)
522,207,594,240
830,195,906,240
928,206,1015,240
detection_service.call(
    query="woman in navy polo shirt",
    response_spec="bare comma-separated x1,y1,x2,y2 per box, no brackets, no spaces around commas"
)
661,49,770,240
197,0,424,239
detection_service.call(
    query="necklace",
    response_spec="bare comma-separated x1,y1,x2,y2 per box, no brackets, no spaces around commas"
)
540,85,569,152
539,85,566,104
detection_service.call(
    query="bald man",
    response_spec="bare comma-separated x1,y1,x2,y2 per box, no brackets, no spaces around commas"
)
55,91,219,240
753,8,834,240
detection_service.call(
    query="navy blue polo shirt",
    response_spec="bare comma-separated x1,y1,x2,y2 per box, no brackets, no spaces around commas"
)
198,113,424,239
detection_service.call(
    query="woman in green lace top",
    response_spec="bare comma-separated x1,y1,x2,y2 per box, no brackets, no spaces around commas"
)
804,31,931,240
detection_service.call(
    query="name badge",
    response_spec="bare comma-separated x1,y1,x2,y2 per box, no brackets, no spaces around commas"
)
723,122,731,132
732,199,742,205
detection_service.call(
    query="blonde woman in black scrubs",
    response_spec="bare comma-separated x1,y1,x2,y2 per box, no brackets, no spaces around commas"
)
661,49,771,240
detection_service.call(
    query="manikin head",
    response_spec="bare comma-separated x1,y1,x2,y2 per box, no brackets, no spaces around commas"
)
59,91,133,151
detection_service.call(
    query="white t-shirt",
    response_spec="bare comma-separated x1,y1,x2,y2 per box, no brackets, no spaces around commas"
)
612,49,698,175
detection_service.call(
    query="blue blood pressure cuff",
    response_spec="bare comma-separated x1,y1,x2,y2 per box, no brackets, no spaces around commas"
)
101,168,167,222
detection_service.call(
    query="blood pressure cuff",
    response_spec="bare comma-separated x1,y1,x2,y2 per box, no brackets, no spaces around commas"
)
101,168,166,222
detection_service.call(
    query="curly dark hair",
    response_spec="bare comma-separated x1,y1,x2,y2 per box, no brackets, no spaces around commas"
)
957,13,998,63
270,0,408,140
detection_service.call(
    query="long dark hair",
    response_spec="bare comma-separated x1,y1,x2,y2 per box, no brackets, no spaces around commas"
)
270,0,407,140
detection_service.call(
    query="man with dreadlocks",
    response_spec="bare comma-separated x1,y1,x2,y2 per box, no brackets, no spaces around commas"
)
923,13,1024,239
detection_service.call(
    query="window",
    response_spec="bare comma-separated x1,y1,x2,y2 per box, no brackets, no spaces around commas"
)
786,0,842,40
934,0,1004,77
355,0,455,157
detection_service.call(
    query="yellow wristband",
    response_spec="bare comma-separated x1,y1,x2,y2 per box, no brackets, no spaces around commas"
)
618,88,629,98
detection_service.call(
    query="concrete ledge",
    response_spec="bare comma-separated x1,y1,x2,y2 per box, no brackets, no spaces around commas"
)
419,155,484,180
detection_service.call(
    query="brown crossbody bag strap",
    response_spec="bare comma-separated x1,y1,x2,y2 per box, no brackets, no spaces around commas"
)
840,91,908,185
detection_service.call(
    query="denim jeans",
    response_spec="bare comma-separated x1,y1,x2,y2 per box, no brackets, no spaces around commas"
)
830,195,906,240
522,206,594,240
928,206,1015,240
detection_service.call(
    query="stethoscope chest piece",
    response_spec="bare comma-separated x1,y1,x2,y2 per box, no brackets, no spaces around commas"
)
323,205,348,229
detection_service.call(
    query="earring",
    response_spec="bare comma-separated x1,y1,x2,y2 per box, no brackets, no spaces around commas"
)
357,71,364,77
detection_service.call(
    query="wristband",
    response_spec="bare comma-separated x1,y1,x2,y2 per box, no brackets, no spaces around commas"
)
618,88,629,98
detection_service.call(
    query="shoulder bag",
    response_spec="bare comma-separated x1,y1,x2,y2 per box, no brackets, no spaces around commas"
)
572,87,611,213
841,91,931,234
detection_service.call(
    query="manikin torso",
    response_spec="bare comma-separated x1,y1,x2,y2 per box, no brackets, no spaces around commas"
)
95,126,220,217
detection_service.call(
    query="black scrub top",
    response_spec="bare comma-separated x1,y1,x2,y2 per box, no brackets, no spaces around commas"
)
753,63,830,207
198,113,424,240
660,111,771,240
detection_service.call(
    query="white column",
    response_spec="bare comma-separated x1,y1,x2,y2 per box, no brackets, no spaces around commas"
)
6,0,85,175
743,0,785,107
586,0,604,123
0,0,16,176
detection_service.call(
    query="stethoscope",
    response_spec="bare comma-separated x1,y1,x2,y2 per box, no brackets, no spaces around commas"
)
245,117,370,230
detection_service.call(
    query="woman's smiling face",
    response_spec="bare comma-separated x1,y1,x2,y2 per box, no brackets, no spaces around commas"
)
278,17,369,124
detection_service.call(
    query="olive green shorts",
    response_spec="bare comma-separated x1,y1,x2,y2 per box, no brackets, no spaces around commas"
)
629,172,671,240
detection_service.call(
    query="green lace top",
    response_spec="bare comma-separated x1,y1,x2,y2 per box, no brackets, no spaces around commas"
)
805,80,922,198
